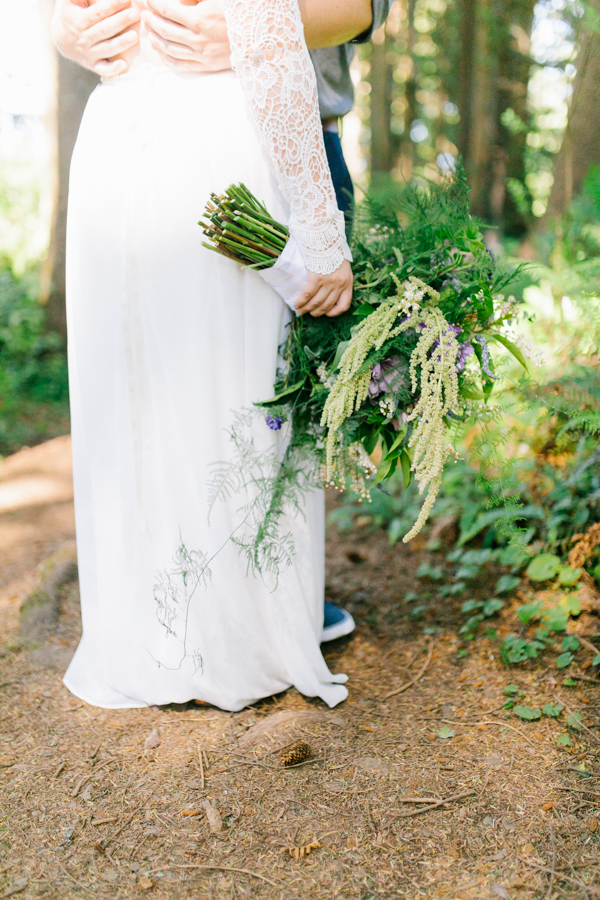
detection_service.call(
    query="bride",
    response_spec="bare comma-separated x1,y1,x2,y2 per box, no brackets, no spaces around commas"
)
56,0,353,711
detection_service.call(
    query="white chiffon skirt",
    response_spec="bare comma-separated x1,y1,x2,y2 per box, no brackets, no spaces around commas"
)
63,63,348,710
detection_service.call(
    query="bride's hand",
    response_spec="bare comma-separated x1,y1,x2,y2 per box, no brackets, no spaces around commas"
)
294,260,353,318
142,0,232,73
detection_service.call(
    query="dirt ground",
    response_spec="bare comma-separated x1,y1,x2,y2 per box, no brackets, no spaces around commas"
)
1,438,600,900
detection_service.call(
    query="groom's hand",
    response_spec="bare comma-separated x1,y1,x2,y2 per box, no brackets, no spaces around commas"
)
51,0,141,78
143,0,232,74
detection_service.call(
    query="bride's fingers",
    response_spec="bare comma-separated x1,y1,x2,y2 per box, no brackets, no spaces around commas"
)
307,286,342,317
325,286,353,318
297,286,335,317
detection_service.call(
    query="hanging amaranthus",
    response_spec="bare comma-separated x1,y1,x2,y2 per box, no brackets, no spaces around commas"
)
402,307,460,541
320,278,460,540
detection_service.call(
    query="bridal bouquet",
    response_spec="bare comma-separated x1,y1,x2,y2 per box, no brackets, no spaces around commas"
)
200,170,536,543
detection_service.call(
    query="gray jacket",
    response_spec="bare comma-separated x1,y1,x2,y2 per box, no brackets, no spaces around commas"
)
310,0,394,119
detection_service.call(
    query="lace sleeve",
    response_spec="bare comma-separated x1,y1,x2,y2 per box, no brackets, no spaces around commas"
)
221,0,352,275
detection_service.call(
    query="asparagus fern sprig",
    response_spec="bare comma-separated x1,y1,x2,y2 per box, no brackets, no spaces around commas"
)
200,183,289,270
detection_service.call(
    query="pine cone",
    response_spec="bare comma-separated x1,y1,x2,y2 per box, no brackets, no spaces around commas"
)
279,740,313,767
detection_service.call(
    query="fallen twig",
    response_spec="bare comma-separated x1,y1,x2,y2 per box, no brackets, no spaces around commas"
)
384,639,434,699
54,860,90,892
106,810,138,844
579,637,600,658
198,744,205,790
163,864,279,888
52,762,66,779
70,775,91,799
519,856,600,897
545,821,556,900
556,696,600,747
554,786,600,799
390,790,475,818
1,883,28,899
566,673,600,685
427,718,536,747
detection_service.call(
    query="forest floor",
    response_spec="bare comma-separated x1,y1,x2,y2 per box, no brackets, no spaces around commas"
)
1,438,600,900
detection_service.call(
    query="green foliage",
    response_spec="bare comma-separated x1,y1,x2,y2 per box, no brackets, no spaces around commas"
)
416,562,444,581
437,725,454,739
496,574,521,594
558,566,583,586
526,554,561,582
501,633,548,664
556,652,573,668
516,600,543,624
458,596,504,639
513,705,541,721
542,703,563,718
0,262,69,454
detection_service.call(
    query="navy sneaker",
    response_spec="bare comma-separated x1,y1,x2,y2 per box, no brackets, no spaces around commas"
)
321,601,356,643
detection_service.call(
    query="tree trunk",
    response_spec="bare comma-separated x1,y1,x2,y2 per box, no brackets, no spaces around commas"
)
40,44,98,341
455,0,534,233
545,9,600,218
456,0,477,168
370,22,394,181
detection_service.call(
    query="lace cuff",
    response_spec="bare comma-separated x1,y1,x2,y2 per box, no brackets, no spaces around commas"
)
290,211,352,275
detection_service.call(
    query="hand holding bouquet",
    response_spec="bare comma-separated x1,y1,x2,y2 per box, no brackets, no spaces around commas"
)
200,185,352,317
201,169,537,543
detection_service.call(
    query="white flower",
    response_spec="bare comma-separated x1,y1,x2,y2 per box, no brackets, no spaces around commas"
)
500,325,544,367
317,363,336,389
379,396,396,419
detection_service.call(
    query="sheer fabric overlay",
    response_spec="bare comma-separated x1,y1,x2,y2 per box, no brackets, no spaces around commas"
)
222,0,352,274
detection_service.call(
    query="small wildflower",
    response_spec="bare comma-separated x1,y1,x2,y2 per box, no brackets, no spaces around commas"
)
266,415,283,430
317,363,336,390
446,445,463,462
474,336,498,380
499,325,544,367
379,396,396,419
455,341,474,371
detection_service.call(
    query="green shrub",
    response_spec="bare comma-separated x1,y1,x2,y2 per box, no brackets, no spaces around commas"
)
0,262,69,455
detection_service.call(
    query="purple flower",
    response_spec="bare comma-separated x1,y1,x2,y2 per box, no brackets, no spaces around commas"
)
432,325,463,353
369,358,405,398
474,335,498,380
442,274,462,292
455,342,474,371
266,415,283,430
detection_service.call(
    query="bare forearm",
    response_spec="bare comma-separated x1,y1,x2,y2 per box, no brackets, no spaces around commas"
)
299,0,373,49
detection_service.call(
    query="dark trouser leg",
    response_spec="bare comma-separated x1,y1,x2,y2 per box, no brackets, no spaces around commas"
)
323,131,355,240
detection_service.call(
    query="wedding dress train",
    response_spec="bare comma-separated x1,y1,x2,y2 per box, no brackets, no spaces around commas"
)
63,1,350,710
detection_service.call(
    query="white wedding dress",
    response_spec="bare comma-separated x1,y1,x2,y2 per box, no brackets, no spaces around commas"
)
63,0,351,710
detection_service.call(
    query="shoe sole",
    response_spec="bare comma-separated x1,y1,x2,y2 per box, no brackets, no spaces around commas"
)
321,613,356,643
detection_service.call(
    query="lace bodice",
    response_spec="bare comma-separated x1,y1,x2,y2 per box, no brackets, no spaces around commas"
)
221,0,352,275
